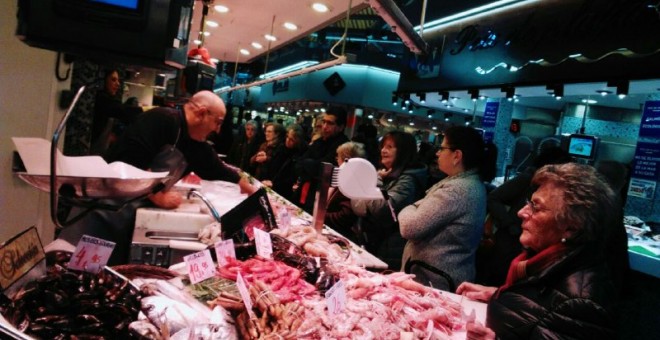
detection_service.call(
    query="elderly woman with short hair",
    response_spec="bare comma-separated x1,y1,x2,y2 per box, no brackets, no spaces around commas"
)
457,162,618,339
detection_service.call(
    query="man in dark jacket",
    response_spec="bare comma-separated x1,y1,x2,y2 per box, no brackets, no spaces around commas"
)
294,106,349,213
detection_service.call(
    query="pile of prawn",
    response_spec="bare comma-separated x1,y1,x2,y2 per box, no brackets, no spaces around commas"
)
216,256,318,303
296,264,464,339
271,225,350,263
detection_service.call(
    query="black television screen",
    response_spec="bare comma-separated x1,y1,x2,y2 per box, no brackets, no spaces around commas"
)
91,0,139,9
16,0,193,70
567,134,598,159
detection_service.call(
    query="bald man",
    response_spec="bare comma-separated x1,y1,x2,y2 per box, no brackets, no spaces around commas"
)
58,91,255,264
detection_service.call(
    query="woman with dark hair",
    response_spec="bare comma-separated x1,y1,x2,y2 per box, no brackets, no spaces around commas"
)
351,130,428,270
90,68,144,155
262,124,308,201
399,126,493,291
251,122,285,180
457,163,618,339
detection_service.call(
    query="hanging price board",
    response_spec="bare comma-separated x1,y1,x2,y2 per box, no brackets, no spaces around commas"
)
214,239,236,266
325,279,346,316
68,235,115,273
184,249,216,284
254,228,273,259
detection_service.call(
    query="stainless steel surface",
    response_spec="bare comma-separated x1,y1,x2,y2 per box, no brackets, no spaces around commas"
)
187,189,222,223
145,230,199,241
17,173,171,198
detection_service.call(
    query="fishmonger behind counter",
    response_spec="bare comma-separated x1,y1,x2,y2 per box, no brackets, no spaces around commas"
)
57,91,256,265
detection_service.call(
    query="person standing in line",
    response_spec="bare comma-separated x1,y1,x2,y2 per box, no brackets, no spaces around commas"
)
227,120,264,175
457,163,618,339
250,122,285,180
90,68,144,155
294,107,349,213
351,130,428,270
399,126,494,291
261,124,308,202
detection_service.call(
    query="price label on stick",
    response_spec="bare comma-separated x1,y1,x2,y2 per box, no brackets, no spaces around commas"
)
184,249,216,284
236,272,256,318
68,235,115,273
214,239,236,266
254,228,273,259
325,279,346,316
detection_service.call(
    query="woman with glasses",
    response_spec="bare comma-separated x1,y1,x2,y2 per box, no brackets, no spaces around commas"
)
457,163,617,339
399,126,495,291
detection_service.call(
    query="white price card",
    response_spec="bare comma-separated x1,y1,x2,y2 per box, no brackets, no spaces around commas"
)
214,239,236,266
68,235,115,273
184,249,217,284
254,228,273,259
325,279,346,316
236,272,256,318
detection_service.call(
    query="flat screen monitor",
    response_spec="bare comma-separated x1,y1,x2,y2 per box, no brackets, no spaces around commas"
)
567,134,598,159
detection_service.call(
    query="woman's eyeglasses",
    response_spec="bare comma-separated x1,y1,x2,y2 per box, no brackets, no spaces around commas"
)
525,198,542,214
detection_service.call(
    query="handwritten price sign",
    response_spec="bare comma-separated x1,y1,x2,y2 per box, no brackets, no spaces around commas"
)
68,235,115,273
184,249,216,284
254,228,273,259
325,279,346,316
236,272,256,318
214,239,236,266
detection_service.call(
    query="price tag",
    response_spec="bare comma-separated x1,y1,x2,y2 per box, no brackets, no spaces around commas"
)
236,272,256,318
214,239,236,267
68,235,115,273
184,249,216,284
254,228,273,259
325,279,346,316
277,209,290,233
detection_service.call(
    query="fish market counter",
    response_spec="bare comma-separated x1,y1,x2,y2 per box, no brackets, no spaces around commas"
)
131,179,387,270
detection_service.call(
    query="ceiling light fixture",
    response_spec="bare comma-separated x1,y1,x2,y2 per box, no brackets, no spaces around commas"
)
439,91,449,103
444,113,452,122
240,49,250,55
283,22,298,30
468,88,480,102
392,94,398,106
596,90,612,96
214,5,229,13
312,3,329,12
217,56,347,94
581,98,597,104
547,84,563,100
502,86,515,101
427,109,435,118
608,80,629,99
465,117,473,126
206,20,219,28
368,0,429,54
252,42,263,49
415,0,541,33
265,34,277,41
418,92,426,104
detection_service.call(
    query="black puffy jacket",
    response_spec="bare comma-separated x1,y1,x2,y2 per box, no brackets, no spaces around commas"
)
487,245,617,339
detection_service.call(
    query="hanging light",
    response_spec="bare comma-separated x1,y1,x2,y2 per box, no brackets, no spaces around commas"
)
468,88,480,102
439,91,450,104
444,112,452,122
392,93,399,106
418,92,426,104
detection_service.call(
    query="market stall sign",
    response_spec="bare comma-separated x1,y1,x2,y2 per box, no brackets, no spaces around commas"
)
0,227,45,290
68,235,115,273
184,249,217,284
214,238,236,266
254,228,273,259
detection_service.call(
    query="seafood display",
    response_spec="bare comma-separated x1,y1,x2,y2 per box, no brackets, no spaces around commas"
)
295,263,465,339
270,225,350,263
216,257,317,304
0,265,141,339
130,278,237,340
236,280,304,340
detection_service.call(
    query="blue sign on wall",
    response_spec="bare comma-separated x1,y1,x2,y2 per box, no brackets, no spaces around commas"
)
631,141,660,180
639,101,660,138
482,102,499,129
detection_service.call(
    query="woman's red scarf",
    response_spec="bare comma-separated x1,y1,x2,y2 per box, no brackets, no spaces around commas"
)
498,243,569,295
